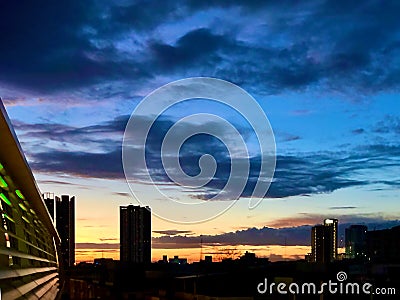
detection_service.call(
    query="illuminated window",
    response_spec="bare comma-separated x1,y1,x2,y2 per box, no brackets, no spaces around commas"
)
0,175,8,188
0,193,12,206
15,189,25,200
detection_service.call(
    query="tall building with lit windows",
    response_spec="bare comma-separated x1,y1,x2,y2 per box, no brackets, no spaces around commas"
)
311,219,338,263
324,218,338,261
0,100,60,298
311,224,325,263
120,205,151,264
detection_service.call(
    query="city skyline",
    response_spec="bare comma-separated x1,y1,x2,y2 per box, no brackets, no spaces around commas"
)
1,0,400,263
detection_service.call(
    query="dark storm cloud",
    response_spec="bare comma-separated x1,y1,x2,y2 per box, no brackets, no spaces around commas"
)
1,0,400,96
278,132,301,142
157,141,400,199
22,114,400,198
329,206,357,210
37,180,76,186
13,115,129,150
149,28,230,70
0,1,150,92
99,238,118,242
374,115,400,135
153,230,193,236
143,0,400,95
194,150,367,199
76,243,119,250
12,115,129,179
112,192,131,198
75,216,400,250
266,213,400,228
75,218,400,250
187,0,400,94
31,148,123,179
352,128,365,135
152,219,400,248
106,1,180,33
37,180,90,190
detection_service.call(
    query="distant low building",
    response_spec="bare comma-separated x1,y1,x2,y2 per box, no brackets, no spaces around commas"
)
204,255,212,263
158,255,169,264
94,258,114,266
240,251,256,263
169,255,187,264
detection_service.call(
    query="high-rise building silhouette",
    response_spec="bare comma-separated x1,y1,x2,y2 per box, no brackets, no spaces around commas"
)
120,205,151,263
324,218,338,261
44,194,75,268
311,219,338,263
43,192,57,222
345,225,367,260
311,225,325,263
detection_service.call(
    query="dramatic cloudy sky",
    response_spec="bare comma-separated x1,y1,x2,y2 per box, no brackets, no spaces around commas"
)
1,0,400,262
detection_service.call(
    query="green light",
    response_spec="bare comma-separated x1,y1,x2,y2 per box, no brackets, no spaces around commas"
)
15,190,25,200
3,213,14,223
22,216,30,223
0,163,3,170
0,176,8,188
0,193,12,206
18,203,27,212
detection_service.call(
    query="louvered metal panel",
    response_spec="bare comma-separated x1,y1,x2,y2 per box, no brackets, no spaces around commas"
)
0,100,60,299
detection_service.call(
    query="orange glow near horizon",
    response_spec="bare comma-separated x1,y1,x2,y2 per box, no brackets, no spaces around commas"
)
75,245,319,264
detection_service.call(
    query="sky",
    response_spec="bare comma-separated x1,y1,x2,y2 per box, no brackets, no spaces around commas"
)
1,0,400,262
